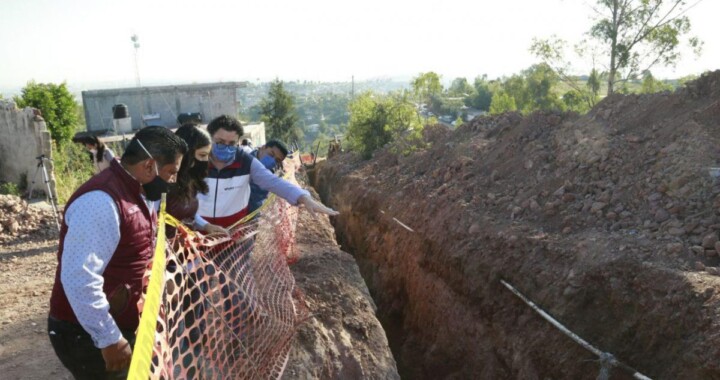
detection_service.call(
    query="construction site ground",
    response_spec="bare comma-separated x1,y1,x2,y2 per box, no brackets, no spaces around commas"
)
0,190,398,379
4,71,720,380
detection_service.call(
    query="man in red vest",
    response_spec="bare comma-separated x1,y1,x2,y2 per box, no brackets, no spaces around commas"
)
47,126,187,379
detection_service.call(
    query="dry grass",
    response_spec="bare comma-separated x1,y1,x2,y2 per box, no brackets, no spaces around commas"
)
52,142,93,204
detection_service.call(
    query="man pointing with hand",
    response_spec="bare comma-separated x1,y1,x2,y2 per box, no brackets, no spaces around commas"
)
198,115,338,228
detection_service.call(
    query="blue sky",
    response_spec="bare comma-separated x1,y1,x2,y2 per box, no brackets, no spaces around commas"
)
0,0,717,95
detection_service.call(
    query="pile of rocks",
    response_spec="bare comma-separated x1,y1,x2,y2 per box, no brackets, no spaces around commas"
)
0,194,58,243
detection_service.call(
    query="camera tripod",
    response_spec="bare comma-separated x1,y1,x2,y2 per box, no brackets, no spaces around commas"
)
28,155,61,231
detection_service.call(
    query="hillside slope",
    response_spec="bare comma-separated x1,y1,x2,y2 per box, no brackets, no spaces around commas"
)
315,71,720,379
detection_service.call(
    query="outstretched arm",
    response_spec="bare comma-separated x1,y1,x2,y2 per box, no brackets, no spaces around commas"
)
298,194,339,217
250,157,308,204
250,158,338,216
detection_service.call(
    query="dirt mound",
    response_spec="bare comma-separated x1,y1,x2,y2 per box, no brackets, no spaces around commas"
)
315,71,720,379
0,194,57,244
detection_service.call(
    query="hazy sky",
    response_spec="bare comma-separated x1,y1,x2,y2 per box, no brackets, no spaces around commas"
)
1,0,717,93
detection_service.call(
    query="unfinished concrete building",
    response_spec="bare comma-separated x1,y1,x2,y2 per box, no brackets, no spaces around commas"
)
82,82,247,133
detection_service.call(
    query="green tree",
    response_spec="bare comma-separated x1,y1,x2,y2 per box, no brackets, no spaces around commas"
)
411,72,443,106
523,63,564,111
448,77,473,97
384,93,424,155
640,70,674,93
587,68,602,98
489,91,517,115
259,79,302,144
677,74,698,87
434,96,465,119
501,75,529,111
347,92,423,159
562,90,590,113
465,75,493,111
530,36,599,109
347,93,391,159
76,104,86,131
454,116,464,128
14,81,78,145
588,0,701,95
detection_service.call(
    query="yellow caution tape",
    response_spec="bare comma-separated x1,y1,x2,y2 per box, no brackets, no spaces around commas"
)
127,194,168,380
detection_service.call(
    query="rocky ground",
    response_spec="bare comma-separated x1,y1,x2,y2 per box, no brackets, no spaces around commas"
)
314,71,720,379
0,186,397,379
0,236,64,379
0,194,57,244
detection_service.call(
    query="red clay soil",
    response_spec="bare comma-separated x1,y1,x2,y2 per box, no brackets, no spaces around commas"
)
284,187,399,379
313,71,720,379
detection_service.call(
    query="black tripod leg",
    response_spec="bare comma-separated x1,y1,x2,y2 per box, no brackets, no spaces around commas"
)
39,160,60,231
27,164,42,200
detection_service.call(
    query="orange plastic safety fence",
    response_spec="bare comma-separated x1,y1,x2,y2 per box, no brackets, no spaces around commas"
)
137,166,307,379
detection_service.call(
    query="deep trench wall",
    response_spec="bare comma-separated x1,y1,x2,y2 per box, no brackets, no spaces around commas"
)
0,101,55,194
313,104,720,378
282,166,399,380
315,165,632,379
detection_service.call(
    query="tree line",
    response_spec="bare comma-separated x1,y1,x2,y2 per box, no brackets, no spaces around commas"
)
3,0,703,162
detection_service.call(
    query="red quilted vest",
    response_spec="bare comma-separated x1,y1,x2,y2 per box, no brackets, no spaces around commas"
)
49,159,157,330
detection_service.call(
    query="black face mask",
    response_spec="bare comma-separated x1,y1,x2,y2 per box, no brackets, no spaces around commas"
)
189,160,209,180
143,175,169,201
135,139,170,201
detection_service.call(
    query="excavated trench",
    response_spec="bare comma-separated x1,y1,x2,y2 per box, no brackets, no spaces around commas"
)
307,74,720,379
313,163,720,379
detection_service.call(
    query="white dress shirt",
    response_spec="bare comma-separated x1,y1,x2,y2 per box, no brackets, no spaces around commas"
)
61,190,155,348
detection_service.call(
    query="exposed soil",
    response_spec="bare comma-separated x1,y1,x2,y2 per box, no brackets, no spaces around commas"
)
0,237,67,380
314,71,720,379
0,195,65,379
284,188,399,379
0,188,397,379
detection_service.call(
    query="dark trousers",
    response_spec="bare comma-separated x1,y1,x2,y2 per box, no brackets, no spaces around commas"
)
47,316,136,380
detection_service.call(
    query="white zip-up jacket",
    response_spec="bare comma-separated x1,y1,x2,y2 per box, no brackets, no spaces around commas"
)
197,149,308,227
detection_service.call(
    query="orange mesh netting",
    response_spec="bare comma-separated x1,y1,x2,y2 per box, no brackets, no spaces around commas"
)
130,162,306,380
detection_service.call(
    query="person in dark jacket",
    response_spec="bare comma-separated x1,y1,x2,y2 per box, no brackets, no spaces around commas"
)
48,126,187,379
248,139,289,213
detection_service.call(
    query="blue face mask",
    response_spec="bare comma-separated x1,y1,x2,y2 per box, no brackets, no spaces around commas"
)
212,143,236,163
260,155,276,170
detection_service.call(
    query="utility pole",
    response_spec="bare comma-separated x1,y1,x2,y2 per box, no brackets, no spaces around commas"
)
351,75,355,100
130,34,147,127
131,34,141,87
